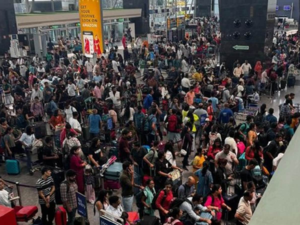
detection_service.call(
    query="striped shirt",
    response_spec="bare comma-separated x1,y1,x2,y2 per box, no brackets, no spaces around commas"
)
36,176,55,204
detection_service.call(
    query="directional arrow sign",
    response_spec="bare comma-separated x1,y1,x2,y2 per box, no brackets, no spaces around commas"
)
233,45,250,50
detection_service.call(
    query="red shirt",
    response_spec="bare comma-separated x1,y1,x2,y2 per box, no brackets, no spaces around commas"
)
155,190,173,216
118,136,130,162
207,146,222,160
122,36,126,48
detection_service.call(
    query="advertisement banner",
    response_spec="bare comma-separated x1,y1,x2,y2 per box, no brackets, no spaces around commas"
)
79,0,104,58
76,192,88,218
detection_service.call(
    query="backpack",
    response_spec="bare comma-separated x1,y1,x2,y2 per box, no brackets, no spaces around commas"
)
167,115,179,132
280,127,292,142
134,112,145,131
152,190,167,210
143,115,155,132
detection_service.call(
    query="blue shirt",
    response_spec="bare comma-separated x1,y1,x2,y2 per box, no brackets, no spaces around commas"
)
93,75,102,83
265,114,277,124
208,97,219,112
89,114,101,134
219,108,234,124
143,94,153,110
150,115,157,135
283,124,294,136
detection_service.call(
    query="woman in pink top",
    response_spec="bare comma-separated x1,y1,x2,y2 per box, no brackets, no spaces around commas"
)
204,184,231,223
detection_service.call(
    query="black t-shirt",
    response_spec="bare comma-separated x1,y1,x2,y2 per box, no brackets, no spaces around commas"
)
131,147,148,167
42,145,55,167
240,168,253,190
155,159,173,183
88,146,101,163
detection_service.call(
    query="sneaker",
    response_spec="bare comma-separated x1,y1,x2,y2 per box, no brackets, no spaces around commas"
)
29,169,34,175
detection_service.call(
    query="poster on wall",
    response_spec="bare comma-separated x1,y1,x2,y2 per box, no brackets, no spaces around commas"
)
83,31,94,57
79,0,104,58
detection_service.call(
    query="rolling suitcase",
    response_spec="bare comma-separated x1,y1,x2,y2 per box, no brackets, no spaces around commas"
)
280,79,286,89
223,193,239,221
0,205,17,225
82,125,90,141
104,162,122,180
15,206,38,222
288,75,296,87
33,122,47,139
5,159,20,175
104,180,121,190
55,206,67,225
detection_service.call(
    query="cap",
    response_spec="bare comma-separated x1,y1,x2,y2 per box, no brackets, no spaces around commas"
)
205,118,210,122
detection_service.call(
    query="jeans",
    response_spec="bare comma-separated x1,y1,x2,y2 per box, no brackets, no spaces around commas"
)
41,201,56,225
122,195,134,212
67,208,77,225
25,147,32,172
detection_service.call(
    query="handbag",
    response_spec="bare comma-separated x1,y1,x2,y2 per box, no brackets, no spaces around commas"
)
180,149,187,156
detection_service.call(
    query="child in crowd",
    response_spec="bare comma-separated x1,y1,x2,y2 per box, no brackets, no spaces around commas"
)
84,166,95,204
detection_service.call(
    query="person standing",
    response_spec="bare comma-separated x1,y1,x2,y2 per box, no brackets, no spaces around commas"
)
70,146,86,194
119,161,144,212
84,58,94,80
89,109,102,139
36,167,56,225
60,169,78,225
19,126,36,175
235,191,253,225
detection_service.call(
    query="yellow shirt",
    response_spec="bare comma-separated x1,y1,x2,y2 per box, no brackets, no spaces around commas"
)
192,72,203,82
192,155,205,172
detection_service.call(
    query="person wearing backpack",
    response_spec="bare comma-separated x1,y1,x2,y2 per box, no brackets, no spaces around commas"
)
155,180,174,224
147,108,158,144
178,194,212,225
238,115,253,142
133,106,146,143
167,109,182,144
141,178,156,216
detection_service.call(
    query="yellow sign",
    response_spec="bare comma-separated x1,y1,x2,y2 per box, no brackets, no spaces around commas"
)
79,0,104,58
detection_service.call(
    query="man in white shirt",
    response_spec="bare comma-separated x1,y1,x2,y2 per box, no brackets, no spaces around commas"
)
84,58,94,80
64,103,77,123
109,86,122,115
215,144,239,175
112,59,120,74
106,196,124,221
225,130,238,155
67,80,77,98
181,74,192,93
241,60,252,77
69,112,82,134
31,84,43,102
235,191,253,225
233,64,243,78
260,69,268,93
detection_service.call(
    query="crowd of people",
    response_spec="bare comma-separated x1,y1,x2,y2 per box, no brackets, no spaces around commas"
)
0,16,299,225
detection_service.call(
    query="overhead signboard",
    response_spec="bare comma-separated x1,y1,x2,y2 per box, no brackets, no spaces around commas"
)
79,0,104,58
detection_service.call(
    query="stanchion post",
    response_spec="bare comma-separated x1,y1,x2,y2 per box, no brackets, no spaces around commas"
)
16,182,22,206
